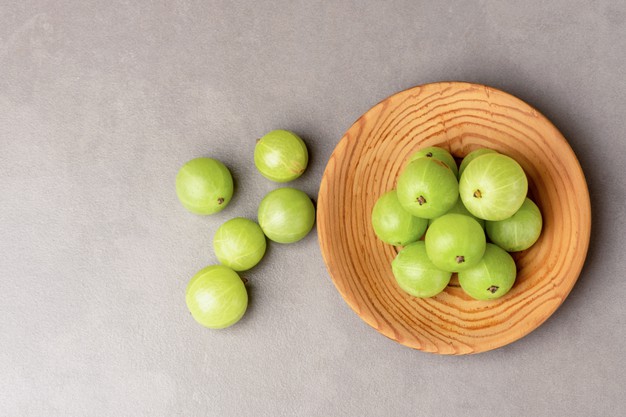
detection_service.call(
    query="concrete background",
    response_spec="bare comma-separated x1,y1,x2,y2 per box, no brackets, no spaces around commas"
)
1,1,625,416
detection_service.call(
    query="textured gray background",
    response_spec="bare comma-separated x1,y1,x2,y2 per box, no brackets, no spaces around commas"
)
1,1,625,416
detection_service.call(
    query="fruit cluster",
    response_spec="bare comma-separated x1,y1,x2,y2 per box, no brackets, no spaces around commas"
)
177,130,315,328
372,146,543,300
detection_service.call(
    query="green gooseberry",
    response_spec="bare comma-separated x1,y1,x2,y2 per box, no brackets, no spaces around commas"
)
396,157,459,219
408,146,459,177
372,190,428,246
458,148,497,177
425,213,486,272
458,243,517,300
186,265,248,329
254,130,308,182
459,153,528,221
486,198,543,252
257,187,315,243
176,157,233,215
392,241,452,298
214,218,267,271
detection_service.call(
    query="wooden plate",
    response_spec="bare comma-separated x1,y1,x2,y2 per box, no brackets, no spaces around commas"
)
317,82,591,354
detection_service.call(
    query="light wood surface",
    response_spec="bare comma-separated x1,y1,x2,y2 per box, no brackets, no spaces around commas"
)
317,82,591,354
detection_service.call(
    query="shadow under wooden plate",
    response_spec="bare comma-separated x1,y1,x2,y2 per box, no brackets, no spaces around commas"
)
317,82,591,354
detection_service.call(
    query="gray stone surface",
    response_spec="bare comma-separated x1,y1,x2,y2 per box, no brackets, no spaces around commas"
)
1,1,625,416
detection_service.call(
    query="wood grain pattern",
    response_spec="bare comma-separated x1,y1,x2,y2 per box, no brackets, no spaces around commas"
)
317,82,591,354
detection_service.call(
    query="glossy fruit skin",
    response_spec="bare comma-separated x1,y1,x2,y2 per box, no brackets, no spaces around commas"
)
213,218,267,271
408,146,459,177
486,198,543,252
176,158,233,215
459,153,528,221
458,243,517,300
428,198,486,230
185,265,248,329
458,148,497,177
257,187,315,243
254,130,308,182
425,213,486,272
371,190,428,246
397,157,459,219
392,241,452,298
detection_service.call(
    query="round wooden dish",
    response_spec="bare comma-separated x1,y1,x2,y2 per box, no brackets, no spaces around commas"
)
317,82,591,354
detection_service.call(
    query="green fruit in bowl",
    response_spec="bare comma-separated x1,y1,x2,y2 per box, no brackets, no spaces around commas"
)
392,241,452,298
254,130,308,182
425,213,486,272
458,148,497,177
408,146,459,177
214,218,267,271
459,153,528,221
371,190,428,246
486,198,543,252
258,187,315,243
458,243,517,300
176,157,234,215
428,198,485,230
186,265,248,329
397,157,459,219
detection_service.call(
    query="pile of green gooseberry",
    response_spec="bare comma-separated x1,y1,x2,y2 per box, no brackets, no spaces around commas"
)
372,146,543,300
177,130,314,329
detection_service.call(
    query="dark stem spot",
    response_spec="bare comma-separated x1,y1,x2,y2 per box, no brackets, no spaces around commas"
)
417,195,426,205
217,197,225,205
256,138,261,143
241,277,249,285
426,152,433,157
487,285,499,293
455,255,465,264
473,189,482,198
